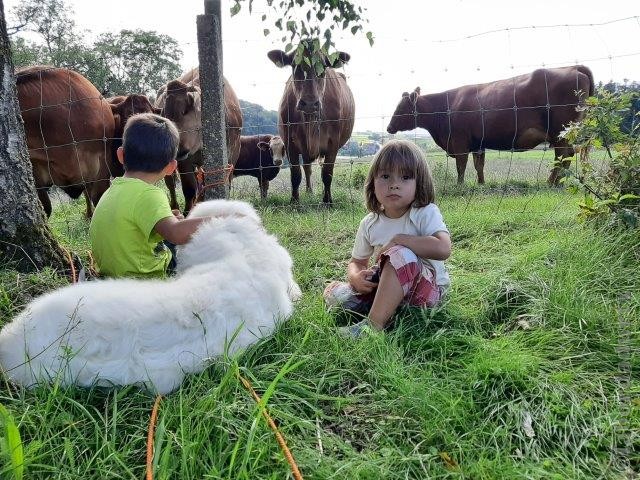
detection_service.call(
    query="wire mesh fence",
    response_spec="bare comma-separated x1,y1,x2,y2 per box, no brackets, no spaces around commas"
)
9,15,639,236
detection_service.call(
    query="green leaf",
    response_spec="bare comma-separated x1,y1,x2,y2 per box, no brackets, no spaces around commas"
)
263,28,270,36
366,31,374,46
230,2,241,17
0,404,24,480
284,43,293,52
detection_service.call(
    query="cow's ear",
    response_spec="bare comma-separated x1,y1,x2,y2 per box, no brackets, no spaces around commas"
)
414,86,421,95
330,51,351,69
267,49,293,68
186,92,195,110
156,85,166,97
410,91,419,103
257,141,269,151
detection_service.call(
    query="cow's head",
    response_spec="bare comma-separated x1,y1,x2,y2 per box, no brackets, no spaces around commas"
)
257,135,286,167
387,87,421,134
110,94,160,135
267,46,350,116
159,80,202,161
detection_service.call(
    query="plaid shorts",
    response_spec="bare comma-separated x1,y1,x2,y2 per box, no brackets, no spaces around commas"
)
324,245,444,314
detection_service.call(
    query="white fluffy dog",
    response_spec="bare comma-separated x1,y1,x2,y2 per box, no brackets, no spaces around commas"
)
0,200,301,394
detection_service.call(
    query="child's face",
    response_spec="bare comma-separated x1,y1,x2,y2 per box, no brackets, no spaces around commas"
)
373,168,416,218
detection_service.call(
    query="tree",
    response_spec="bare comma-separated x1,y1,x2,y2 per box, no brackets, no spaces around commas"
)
231,0,372,72
92,29,182,96
0,0,66,272
8,0,182,96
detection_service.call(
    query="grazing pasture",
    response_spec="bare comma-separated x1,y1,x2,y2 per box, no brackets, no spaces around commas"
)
1,152,637,479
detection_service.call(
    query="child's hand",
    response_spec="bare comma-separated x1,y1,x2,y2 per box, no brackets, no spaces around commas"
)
349,268,379,294
172,209,184,220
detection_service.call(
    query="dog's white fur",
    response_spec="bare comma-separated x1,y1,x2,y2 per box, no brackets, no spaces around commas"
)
0,200,301,394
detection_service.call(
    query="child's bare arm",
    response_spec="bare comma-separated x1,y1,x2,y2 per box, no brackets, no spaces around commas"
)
154,216,209,245
347,257,378,294
381,231,452,261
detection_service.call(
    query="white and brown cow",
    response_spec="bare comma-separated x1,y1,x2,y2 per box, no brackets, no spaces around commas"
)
233,135,285,199
267,45,355,204
16,66,115,217
155,68,243,213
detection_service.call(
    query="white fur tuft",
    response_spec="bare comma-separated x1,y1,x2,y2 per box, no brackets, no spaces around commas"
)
0,200,300,394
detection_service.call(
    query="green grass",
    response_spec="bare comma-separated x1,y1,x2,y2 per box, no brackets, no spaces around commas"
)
1,170,638,478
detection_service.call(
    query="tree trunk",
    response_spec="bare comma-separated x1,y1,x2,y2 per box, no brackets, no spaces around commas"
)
0,0,67,272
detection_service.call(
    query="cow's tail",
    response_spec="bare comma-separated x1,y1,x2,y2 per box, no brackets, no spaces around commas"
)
576,65,595,97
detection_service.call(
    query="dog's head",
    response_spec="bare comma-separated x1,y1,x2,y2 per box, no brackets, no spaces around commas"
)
187,199,261,225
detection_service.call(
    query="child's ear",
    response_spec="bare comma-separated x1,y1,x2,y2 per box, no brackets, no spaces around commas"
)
116,146,125,165
164,159,178,175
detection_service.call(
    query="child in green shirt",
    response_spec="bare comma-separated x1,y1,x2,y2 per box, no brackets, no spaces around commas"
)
90,113,209,279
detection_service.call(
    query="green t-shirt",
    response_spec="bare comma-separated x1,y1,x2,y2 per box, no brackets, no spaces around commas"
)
89,177,173,279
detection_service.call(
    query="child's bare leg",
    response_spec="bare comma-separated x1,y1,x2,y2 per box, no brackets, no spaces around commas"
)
368,261,404,330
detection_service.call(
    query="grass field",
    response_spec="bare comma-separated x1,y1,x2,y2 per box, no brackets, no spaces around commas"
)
0,154,638,478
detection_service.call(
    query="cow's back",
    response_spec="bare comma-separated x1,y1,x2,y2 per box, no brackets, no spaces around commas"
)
236,135,279,181
16,66,116,186
442,65,593,151
278,68,354,159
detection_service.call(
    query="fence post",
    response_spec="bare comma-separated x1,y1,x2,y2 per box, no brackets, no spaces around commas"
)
197,0,228,199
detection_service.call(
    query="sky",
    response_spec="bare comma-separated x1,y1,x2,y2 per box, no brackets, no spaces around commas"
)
6,0,640,132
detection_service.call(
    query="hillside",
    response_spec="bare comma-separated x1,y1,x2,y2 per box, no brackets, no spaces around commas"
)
239,99,279,136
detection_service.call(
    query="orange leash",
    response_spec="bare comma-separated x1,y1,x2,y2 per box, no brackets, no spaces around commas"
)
62,247,77,284
238,374,304,480
146,395,162,480
197,164,235,197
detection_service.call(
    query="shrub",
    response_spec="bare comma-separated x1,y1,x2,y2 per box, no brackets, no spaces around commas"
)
560,89,640,228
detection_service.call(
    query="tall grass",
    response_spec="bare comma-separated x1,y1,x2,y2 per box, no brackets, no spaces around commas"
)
0,175,638,478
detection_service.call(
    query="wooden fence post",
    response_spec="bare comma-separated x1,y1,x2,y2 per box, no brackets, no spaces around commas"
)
197,0,228,199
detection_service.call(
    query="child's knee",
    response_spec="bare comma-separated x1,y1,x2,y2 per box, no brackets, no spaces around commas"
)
385,245,419,264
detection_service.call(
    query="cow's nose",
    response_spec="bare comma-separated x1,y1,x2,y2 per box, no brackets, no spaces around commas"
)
297,99,320,112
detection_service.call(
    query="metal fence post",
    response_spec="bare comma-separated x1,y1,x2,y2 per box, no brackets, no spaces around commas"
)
197,0,228,199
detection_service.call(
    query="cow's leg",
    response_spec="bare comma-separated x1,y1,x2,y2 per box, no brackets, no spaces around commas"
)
472,151,486,184
259,178,269,199
454,153,469,184
37,188,52,217
87,178,110,219
180,172,197,215
83,190,94,219
303,162,313,194
288,146,302,203
164,172,179,210
321,154,336,204
548,141,575,186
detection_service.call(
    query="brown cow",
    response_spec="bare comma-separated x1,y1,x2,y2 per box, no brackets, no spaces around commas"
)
155,68,243,213
387,65,594,185
107,94,160,178
234,135,286,199
16,66,116,217
267,45,355,204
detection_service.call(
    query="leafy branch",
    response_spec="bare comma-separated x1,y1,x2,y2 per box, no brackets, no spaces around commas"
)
230,0,372,72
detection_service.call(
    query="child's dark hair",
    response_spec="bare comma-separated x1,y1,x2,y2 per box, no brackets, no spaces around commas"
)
121,113,180,172
364,139,435,213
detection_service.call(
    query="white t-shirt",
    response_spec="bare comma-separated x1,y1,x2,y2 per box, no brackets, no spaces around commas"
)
351,204,450,287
